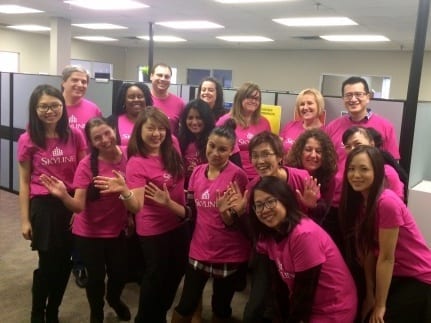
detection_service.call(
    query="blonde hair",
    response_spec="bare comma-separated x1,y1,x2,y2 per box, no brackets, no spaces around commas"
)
295,88,325,118
231,82,262,127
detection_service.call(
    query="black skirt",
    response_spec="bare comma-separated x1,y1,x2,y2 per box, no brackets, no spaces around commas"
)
30,195,73,252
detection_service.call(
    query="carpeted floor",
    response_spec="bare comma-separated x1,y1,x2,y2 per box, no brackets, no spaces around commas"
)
0,189,249,322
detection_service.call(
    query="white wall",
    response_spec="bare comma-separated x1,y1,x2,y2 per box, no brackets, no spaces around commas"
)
3,28,431,100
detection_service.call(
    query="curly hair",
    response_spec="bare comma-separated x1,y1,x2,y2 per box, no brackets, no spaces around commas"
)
285,129,337,190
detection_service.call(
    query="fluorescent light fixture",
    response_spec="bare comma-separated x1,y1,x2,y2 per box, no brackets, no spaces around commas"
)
72,23,127,30
137,35,186,42
0,5,43,14
320,35,390,42
64,0,148,10
156,21,224,30
74,36,118,42
273,17,357,27
217,36,273,42
216,0,290,2
7,25,50,31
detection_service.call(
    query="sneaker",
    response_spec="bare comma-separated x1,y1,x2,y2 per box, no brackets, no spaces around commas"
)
73,267,88,288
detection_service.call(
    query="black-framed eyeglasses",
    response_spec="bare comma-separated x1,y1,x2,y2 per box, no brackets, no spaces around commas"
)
251,151,276,160
36,103,63,112
253,198,278,214
343,92,368,100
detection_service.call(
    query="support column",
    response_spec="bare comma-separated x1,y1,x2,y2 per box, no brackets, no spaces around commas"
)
50,17,71,76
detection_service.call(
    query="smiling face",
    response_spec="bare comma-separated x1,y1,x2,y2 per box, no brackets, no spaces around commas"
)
89,124,117,154
344,131,374,153
62,71,88,103
251,143,282,177
241,90,261,116
200,80,217,109
298,93,319,122
206,134,232,169
36,94,64,126
140,118,167,155
125,85,146,118
150,65,171,96
253,189,286,229
347,152,375,197
301,137,322,173
186,107,204,135
343,82,370,120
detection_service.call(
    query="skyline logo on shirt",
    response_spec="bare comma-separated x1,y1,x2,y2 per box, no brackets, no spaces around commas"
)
195,189,216,208
238,132,255,146
68,115,85,129
40,147,76,165
276,259,295,280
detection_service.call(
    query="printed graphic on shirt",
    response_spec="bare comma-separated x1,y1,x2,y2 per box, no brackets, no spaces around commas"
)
276,259,295,281
40,147,76,165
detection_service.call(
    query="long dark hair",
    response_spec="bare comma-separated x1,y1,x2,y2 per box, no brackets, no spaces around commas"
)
197,76,227,121
250,176,303,240
285,129,337,191
178,99,215,162
127,107,184,180
84,117,113,201
339,146,385,264
28,84,70,148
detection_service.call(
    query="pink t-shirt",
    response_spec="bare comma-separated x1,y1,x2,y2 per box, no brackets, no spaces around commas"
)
247,166,311,213
126,154,185,236
325,113,400,206
183,142,204,184
280,120,305,153
72,147,128,238
17,128,87,198
217,114,271,180
117,114,135,146
66,98,102,131
152,94,185,136
257,218,357,323
376,189,431,284
384,164,404,201
188,162,250,263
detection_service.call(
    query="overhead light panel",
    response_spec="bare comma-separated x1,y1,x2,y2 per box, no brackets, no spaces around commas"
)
64,0,148,10
0,5,43,14
72,23,127,30
137,35,186,42
273,17,357,27
7,25,50,31
74,36,118,42
217,36,273,42
215,0,291,3
156,21,224,30
320,35,390,42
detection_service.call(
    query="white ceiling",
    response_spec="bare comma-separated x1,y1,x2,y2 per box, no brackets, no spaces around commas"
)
0,0,427,51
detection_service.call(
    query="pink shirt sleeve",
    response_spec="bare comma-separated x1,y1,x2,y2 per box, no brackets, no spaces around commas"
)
377,191,405,228
289,228,326,272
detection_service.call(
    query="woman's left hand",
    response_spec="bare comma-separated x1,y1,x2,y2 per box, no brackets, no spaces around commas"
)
369,306,386,323
145,182,170,205
296,176,320,209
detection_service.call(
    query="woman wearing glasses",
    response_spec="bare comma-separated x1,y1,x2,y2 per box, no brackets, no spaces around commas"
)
18,84,87,322
216,82,271,180
250,176,357,322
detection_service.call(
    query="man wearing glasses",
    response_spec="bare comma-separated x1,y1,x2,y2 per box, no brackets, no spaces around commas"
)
323,76,399,247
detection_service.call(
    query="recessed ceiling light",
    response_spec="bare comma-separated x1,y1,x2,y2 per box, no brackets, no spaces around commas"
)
72,23,127,30
320,35,390,42
74,36,118,42
156,21,224,30
273,17,357,27
7,25,50,31
217,36,273,42
215,0,291,3
0,5,43,14
137,35,186,42
64,0,148,10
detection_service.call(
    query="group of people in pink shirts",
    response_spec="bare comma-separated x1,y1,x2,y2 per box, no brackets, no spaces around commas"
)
18,64,431,323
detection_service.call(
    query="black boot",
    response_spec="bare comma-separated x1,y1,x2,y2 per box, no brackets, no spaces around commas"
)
106,279,130,321
45,261,72,323
31,269,48,323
